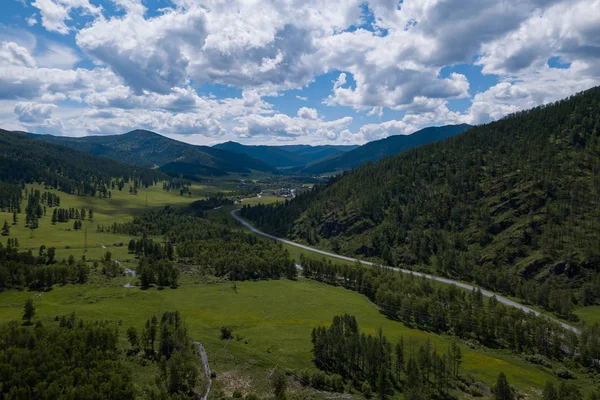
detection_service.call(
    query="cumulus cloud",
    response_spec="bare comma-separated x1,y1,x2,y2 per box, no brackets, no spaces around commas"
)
0,42,36,68
234,112,352,141
4,0,600,143
32,0,102,35
14,101,56,123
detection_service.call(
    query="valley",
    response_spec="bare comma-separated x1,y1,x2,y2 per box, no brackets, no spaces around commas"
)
1,89,600,400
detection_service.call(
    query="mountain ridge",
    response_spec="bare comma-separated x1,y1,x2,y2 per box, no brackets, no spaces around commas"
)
298,123,473,174
26,129,279,176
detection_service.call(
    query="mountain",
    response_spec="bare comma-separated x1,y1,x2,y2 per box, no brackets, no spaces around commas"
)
275,144,359,162
0,129,163,197
28,130,279,176
240,87,600,314
213,141,308,167
212,142,358,168
299,124,472,174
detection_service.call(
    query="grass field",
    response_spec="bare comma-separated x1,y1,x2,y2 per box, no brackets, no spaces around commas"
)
0,182,207,261
1,184,598,398
0,278,570,397
576,306,600,326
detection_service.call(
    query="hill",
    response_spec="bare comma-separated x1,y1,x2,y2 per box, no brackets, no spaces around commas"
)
0,128,162,199
240,87,600,317
299,124,472,174
213,141,358,168
28,130,279,176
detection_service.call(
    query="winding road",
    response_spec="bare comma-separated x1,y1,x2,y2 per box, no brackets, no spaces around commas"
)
193,341,212,400
231,209,580,334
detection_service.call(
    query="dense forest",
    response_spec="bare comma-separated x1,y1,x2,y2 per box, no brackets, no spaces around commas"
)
0,314,134,399
310,314,461,399
298,124,472,174
0,241,89,290
0,310,202,399
0,129,163,198
242,87,600,311
109,206,297,281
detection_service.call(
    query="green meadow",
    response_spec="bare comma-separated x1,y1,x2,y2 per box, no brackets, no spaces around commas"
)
1,182,597,397
0,279,566,397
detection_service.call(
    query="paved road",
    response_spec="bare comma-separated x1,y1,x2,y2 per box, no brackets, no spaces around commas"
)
231,209,580,334
193,341,212,400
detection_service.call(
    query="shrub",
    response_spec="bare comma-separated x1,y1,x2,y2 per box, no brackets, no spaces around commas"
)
555,369,574,379
220,326,233,340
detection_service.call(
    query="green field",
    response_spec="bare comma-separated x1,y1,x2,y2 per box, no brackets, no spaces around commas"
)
0,278,569,398
0,182,208,261
1,183,597,398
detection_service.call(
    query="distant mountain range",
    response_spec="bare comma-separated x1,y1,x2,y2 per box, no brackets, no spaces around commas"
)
213,141,358,168
18,124,473,178
295,124,473,174
26,130,279,176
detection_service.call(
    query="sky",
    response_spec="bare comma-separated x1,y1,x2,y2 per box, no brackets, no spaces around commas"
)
0,0,599,146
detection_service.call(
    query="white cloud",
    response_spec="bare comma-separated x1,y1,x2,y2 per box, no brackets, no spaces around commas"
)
14,101,63,134
297,107,318,120
3,0,600,144
0,41,36,68
36,42,80,69
32,0,102,35
27,15,38,26
14,101,56,123
234,112,352,142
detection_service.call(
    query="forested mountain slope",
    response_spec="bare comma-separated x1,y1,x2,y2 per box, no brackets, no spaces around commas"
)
28,129,278,175
242,88,600,311
213,141,308,167
273,144,358,162
0,129,162,198
299,124,472,174
213,141,358,168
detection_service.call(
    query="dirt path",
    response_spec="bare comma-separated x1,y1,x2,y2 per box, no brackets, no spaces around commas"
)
194,341,212,400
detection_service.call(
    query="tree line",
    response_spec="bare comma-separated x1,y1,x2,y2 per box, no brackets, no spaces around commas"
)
300,256,600,371
126,311,201,398
0,242,89,290
311,314,463,399
110,206,297,281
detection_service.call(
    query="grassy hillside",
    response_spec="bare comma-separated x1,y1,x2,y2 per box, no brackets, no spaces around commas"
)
241,88,600,316
28,129,279,176
299,124,472,174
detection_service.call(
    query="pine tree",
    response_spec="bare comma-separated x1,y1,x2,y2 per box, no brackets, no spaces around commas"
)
23,299,35,325
1,220,9,236
543,381,557,400
494,372,514,400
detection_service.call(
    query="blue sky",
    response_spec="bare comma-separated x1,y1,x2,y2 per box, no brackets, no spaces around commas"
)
0,0,598,145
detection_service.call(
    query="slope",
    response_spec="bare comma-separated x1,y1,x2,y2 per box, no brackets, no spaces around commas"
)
240,87,600,316
212,142,359,168
213,141,308,167
0,129,162,197
300,124,472,174
28,130,279,176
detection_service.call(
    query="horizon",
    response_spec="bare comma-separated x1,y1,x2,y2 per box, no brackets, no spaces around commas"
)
1,0,599,146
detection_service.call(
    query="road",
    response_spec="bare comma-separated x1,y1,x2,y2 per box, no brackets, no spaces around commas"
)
193,341,212,400
231,209,580,334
